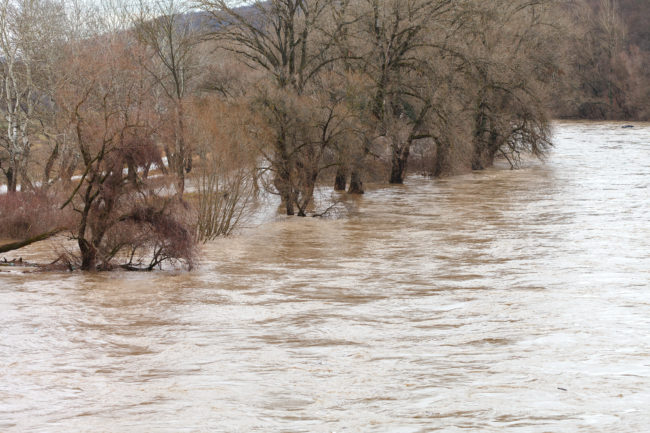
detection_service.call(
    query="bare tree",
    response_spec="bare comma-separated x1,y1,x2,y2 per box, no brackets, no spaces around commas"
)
132,0,202,195
0,0,66,191
56,34,194,270
342,0,458,185
198,0,350,92
197,0,352,215
454,0,564,170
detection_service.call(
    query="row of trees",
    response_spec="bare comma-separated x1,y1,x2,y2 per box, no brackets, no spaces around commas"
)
196,0,565,210
0,0,638,270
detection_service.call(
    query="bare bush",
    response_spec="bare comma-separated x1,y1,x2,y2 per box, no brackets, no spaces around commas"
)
189,97,259,241
102,200,196,270
0,190,73,240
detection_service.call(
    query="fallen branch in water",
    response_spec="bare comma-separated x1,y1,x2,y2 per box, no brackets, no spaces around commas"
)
120,264,154,272
0,229,65,254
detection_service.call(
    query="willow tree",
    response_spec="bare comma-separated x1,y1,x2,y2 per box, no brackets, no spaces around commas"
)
456,0,566,169
197,0,352,215
341,0,458,186
56,34,195,271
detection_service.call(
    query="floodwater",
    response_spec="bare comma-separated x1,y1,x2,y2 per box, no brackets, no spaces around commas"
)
1,122,649,432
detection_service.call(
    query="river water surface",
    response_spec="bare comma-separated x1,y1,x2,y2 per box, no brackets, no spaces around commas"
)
1,122,649,432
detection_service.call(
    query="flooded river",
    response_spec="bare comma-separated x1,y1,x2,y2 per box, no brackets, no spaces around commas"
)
1,122,649,432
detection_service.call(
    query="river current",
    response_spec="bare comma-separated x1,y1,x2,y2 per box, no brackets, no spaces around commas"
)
1,122,649,432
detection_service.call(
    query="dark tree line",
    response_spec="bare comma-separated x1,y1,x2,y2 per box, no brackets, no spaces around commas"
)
552,0,650,120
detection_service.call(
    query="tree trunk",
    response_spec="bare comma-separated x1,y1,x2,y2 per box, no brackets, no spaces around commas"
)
471,147,486,170
0,229,63,254
175,101,187,196
43,141,60,187
348,170,364,194
472,127,500,170
297,168,319,217
389,144,410,184
19,166,33,191
334,166,347,191
5,166,17,192
486,129,501,166
433,141,449,177
79,238,97,271
472,98,489,170
274,171,295,216
284,194,295,216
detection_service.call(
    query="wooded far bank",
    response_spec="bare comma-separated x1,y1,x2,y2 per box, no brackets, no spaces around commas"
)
0,0,648,270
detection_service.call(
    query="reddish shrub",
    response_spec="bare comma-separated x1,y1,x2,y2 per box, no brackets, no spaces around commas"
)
0,191,74,240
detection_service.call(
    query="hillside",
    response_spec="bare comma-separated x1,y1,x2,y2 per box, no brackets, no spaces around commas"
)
552,0,650,120
589,0,650,50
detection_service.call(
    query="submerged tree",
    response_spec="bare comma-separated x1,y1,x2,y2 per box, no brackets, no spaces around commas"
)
56,35,195,270
453,0,564,170
198,0,352,215
338,0,461,185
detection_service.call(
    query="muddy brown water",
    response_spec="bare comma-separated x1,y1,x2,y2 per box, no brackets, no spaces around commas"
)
1,122,649,432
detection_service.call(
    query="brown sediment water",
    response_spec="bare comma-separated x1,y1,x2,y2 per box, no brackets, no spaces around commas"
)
1,122,649,432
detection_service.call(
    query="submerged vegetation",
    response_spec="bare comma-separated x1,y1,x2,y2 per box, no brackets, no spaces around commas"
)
0,0,647,270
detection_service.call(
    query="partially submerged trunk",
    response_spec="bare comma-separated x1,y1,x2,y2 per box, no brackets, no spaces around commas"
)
389,142,410,184
0,228,63,254
274,171,296,216
472,126,500,171
432,139,450,177
334,166,347,191
78,238,98,271
284,198,295,216
348,170,364,194
296,166,319,217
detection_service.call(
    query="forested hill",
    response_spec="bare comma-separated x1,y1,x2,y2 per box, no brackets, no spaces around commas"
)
594,0,650,50
553,0,650,120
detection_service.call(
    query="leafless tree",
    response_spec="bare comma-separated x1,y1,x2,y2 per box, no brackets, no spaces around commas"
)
0,0,67,191
197,0,353,215
56,34,194,270
341,0,458,185
132,0,202,195
453,0,565,170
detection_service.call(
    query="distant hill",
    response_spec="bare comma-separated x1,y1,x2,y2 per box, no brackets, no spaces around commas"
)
619,0,650,50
